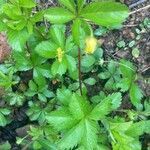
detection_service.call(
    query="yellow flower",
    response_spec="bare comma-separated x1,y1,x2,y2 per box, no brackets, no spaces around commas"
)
57,47,64,63
85,36,97,54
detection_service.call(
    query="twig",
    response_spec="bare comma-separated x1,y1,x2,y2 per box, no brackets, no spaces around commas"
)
123,24,138,27
78,48,82,96
129,0,147,8
129,4,150,15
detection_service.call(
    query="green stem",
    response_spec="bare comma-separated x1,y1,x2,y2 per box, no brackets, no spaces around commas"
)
78,47,82,96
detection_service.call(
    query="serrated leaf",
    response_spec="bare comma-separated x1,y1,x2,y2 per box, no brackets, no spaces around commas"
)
77,0,85,13
35,41,57,58
69,93,90,119
51,59,67,76
66,55,76,72
120,60,135,81
7,29,30,51
72,18,82,46
46,108,77,131
81,55,95,67
49,25,65,48
81,119,98,150
126,120,150,137
0,112,7,126
58,0,75,12
129,83,143,109
57,88,72,106
58,120,85,150
13,51,33,71
84,78,96,85
44,7,75,24
19,0,36,8
89,93,122,120
80,2,129,27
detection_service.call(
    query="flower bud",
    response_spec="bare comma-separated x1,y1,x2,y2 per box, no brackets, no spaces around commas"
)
85,36,97,54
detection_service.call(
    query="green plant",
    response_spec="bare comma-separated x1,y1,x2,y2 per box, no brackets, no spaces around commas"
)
0,0,149,149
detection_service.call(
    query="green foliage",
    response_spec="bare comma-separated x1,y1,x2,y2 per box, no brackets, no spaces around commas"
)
0,108,10,126
117,60,143,109
46,91,122,149
0,0,148,150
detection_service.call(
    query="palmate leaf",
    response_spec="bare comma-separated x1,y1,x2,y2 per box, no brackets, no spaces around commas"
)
80,2,129,27
47,91,121,149
89,93,122,120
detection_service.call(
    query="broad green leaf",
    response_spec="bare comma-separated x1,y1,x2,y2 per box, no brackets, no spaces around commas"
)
80,2,129,27
49,25,65,48
13,51,32,71
98,72,111,79
66,55,76,72
0,112,7,126
58,0,75,12
72,18,82,46
81,119,98,150
77,0,85,13
3,3,22,20
116,78,130,92
126,120,150,137
46,108,77,131
58,120,85,149
129,83,143,109
35,41,57,58
44,7,75,24
120,60,135,80
51,59,67,76
0,70,15,88
0,108,10,115
7,19,26,31
37,138,57,150
34,65,52,79
0,142,11,150
57,88,72,106
109,121,133,132
81,20,93,37
112,135,141,150
90,93,122,120
19,0,36,8
7,29,30,51
81,55,95,67
84,78,96,85
69,93,90,119
7,93,25,106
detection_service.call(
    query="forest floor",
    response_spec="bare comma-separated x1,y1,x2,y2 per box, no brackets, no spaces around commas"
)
0,0,150,149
